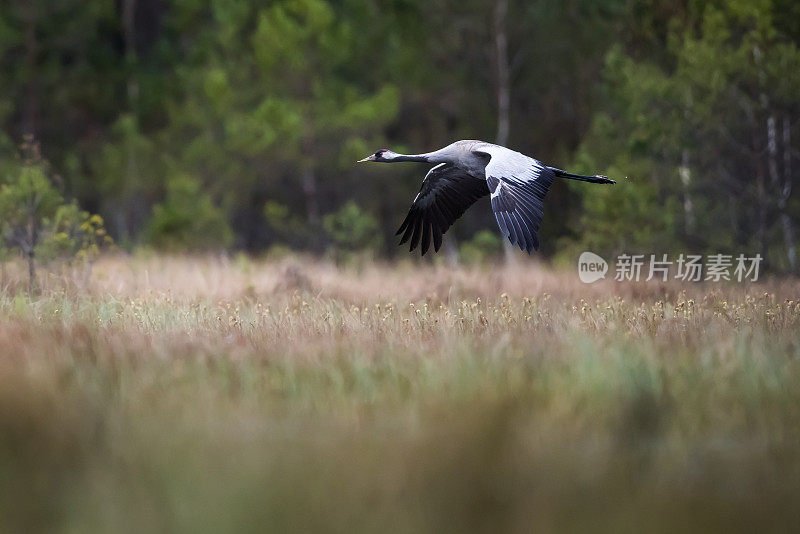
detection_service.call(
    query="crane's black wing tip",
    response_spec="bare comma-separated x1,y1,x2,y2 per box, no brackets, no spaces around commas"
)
399,240,443,255
503,225,541,255
395,165,491,256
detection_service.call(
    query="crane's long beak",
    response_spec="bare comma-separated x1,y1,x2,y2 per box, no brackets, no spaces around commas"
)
357,155,375,163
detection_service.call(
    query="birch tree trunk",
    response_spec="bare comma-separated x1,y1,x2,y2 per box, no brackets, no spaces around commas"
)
493,0,510,148
23,0,37,137
756,157,767,265
754,45,797,272
679,149,695,235
25,193,39,291
121,0,139,240
783,116,796,271
767,115,797,271
123,0,139,106
302,167,322,251
778,115,797,272
493,0,515,263
753,46,769,268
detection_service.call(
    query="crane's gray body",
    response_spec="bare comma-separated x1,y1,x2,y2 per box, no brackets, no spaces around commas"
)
390,139,538,181
359,140,613,255
418,140,497,177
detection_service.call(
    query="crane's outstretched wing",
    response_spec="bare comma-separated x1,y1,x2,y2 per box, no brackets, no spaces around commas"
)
473,146,555,253
396,163,490,255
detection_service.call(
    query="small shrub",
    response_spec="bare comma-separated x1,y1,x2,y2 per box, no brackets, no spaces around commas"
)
263,200,308,249
37,203,113,264
0,138,111,288
459,230,503,264
323,201,382,260
144,173,233,251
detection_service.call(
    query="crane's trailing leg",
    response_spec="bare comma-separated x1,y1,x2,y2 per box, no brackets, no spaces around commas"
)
549,168,616,184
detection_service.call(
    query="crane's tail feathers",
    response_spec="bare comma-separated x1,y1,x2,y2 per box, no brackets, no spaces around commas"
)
549,168,615,184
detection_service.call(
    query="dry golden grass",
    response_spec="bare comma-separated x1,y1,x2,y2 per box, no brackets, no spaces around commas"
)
1,254,800,533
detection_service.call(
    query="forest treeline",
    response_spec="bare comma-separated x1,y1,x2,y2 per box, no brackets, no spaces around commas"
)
0,0,798,270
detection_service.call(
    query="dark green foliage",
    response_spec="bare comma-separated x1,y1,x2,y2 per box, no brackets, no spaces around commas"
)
0,0,797,268
459,230,503,264
323,200,382,259
144,174,233,251
569,1,800,269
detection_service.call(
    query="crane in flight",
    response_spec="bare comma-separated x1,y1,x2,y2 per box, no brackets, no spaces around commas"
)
358,140,615,255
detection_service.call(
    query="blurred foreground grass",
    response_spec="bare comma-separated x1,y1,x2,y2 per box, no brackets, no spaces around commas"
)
1,255,800,533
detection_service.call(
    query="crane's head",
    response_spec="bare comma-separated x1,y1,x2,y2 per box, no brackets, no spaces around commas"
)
358,149,396,163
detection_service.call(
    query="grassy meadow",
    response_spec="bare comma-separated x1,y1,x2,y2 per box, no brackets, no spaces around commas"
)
1,254,800,533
